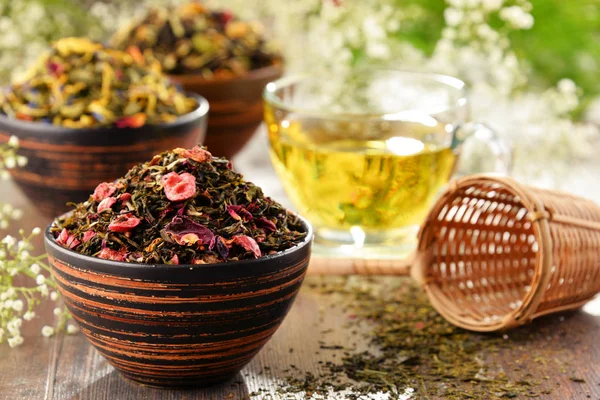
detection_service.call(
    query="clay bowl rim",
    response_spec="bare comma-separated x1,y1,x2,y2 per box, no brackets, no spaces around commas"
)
44,213,313,275
168,64,283,87
0,93,210,138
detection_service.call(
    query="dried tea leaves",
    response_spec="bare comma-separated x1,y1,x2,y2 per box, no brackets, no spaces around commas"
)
111,3,281,77
51,146,306,264
0,37,197,128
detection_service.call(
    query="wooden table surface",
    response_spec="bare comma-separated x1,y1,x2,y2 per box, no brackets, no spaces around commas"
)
1,133,599,399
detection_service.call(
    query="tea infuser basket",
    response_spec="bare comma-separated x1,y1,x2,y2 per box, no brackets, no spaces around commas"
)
309,175,600,332
412,175,600,332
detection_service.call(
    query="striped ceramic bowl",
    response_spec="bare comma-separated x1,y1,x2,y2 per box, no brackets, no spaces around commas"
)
0,94,209,218
44,217,312,387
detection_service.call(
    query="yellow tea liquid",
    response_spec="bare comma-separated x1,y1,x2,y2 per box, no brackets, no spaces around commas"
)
267,113,457,238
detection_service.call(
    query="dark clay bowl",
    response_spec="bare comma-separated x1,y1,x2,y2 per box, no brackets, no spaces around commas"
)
0,94,209,217
44,216,312,388
170,65,282,159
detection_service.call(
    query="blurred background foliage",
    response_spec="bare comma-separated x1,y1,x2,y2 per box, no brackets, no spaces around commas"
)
1,0,597,101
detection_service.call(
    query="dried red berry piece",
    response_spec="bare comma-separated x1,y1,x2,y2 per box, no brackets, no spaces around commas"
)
108,213,141,232
174,146,212,163
92,182,116,202
232,235,261,258
161,172,197,202
82,231,96,243
56,228,80,249
98,248,128,261
119,193,132,203
98,197,117,213
46,60,64,78
115,113,147,128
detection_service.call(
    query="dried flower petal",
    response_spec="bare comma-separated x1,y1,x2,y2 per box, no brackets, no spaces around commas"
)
255,217,277,232
98,197,117,213
227,205,253,222
108,213,141,232
98,248,128,261
56,228,80,250
92,182,117,202
162,216,214,247
161,172,196,201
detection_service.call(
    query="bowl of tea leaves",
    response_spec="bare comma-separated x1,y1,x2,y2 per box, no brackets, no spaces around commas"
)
0,37,209,217
44,145,311,387
111,2,283,159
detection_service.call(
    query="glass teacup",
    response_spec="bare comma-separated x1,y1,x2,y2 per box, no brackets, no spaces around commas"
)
264,69,510,257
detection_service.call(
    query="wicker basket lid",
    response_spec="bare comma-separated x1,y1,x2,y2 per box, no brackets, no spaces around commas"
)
413,175,600,332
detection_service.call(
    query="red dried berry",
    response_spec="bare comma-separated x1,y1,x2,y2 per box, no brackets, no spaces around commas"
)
220,10,234,24
232,235,261,258
119,193,132,203
108,213,141,232
174,146,212,163
56,228,80,250
98,248,128,261
92,182,117,202
115,113,146,128
161,172,197,202
46,61,64,77
97,197,116,213
82,231,96,243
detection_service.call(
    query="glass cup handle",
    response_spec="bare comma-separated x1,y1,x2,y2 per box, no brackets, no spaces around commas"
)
451,122,512,176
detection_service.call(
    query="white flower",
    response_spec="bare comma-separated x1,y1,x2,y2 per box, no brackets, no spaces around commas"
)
23,311,35,321
558,78,577,94
53,307,62,316
8,268,18,276
5,287,14,297
41,326,54,338
0,171,9,180
2,235,16,248
447,0,466,7
38,284,49,297
366,42,391,59
11,299,23,312
7,318,22,335
35,274,45,285
32,227,41,236
7,135,18,147
444,8,463,26
499,6,534,30
16,156,27,167
8,335,23,348
482,0,503,12
362,16,386,40
20,250,30,260
11,208,23,220
0,221,8,230
4,157,16,169
50,291,59,301
4,299,12,309
30,263,41,274
67,324,79,335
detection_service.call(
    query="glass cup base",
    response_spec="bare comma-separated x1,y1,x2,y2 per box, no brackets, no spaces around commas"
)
312,225,419,260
